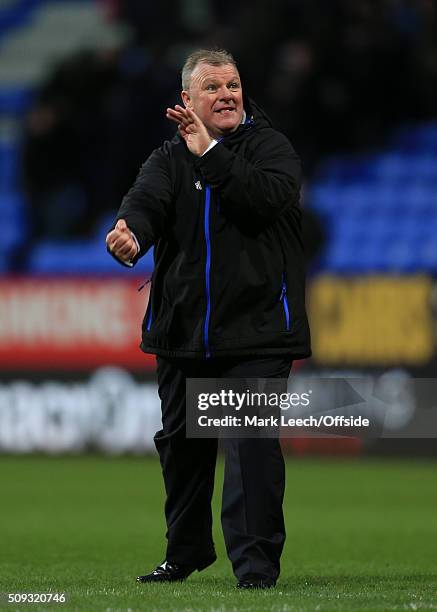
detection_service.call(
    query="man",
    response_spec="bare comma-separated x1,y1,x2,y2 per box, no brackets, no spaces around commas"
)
106,49,311,589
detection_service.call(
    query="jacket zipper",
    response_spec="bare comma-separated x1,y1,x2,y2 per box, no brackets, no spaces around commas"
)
280,273,290,331
203,185,212,357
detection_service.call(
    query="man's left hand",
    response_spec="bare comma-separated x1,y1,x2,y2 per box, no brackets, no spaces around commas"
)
166,105,212,156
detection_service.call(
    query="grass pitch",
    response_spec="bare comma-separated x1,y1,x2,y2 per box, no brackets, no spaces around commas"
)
0,455,436,611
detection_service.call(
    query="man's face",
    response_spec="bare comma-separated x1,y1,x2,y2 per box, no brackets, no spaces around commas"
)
181,62,244,138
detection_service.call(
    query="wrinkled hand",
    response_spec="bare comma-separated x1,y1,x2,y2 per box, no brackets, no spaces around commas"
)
106,219,138,263
166,105,212,156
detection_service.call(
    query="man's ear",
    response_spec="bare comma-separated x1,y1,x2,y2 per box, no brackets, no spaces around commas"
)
181,90,191,108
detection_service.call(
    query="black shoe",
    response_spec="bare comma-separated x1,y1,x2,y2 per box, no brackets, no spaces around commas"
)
136,560,195,583
237,576,276,589
136,555,216,583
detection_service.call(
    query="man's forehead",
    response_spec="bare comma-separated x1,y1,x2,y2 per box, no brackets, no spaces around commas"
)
191,62,240,84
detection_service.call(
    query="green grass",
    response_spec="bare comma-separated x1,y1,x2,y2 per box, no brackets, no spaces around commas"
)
1,455,437,611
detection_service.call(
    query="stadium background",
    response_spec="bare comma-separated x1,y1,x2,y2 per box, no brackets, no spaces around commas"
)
1,0,436,456
1,2,437,610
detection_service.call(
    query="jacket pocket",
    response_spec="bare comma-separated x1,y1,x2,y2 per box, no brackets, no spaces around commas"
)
145,283,153,331
280,273,291,331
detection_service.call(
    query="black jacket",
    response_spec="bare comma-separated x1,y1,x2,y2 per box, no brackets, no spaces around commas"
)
114,99,311,359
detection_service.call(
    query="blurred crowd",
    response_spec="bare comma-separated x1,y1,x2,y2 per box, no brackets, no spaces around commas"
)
22,0,437,242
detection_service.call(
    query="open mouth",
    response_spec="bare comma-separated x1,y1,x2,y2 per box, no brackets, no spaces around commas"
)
215,108,235,114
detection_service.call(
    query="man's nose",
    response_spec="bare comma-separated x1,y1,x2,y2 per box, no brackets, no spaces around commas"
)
217,85,234,100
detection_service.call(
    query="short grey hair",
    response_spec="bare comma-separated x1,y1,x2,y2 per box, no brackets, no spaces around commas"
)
181,48,238,90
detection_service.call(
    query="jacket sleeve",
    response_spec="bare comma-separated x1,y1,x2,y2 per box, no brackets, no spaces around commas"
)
113,148,173,265
197,130,301,223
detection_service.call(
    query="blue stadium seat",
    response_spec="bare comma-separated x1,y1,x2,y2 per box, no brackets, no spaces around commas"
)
308,184,341,213
0,192,28,253
2,217,27,252
0,191,27,214
95,212,118,240
391,123,437,153
311,122,437,274
0,87,33,114
0,252,9,272
418,240,437,272
384,241,421,272
28,239,155,275
0,142,20,188
0,4,31,36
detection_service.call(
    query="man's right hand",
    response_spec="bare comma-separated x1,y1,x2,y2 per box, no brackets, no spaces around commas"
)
106,219,138,263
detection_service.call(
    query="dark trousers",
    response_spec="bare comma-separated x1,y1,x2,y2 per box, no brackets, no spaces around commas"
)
154,355,292,581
